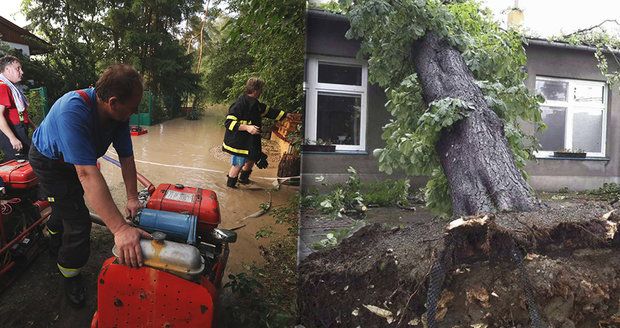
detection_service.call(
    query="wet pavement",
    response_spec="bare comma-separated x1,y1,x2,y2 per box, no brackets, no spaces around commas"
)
102,113,298,276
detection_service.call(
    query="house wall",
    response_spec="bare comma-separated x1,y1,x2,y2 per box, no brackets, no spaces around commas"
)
1,41,30,56
304,10,620,192
525,44,620,191
303,11,397,187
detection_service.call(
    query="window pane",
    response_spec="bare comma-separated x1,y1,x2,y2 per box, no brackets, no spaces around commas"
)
317,93,361,145
536,79,568,102
574,84,604,103
538,106,566,151
318,63,362,86
572,111,603,153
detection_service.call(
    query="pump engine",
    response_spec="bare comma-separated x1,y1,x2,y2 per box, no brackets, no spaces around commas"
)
91,183,236,328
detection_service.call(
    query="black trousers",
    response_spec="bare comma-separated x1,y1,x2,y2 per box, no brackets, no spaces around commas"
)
0,123,30,161
29,146,91,270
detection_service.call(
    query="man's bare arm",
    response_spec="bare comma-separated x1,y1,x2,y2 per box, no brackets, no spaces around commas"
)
0,105,21,150
119,155,140,217
75,164,149,267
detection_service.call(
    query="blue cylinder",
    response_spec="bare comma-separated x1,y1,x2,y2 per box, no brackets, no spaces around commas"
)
136,208,197,244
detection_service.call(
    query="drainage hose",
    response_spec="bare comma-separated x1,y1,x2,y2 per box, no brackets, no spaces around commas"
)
101,154,155,194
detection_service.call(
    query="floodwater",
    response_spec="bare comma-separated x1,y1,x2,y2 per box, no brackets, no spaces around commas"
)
100,113,297,275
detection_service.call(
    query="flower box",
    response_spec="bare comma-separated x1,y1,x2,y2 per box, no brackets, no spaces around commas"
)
553,151,587,158
302,144,336,152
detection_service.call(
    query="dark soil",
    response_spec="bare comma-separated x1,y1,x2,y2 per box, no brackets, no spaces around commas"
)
0,225,114,327
299,200,620,327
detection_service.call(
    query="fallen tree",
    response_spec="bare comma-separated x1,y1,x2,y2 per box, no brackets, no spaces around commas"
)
345,0,544,216
411,31,537,215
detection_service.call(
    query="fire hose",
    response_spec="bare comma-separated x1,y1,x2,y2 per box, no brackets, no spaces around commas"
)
101,155,155,194
89,155,156,227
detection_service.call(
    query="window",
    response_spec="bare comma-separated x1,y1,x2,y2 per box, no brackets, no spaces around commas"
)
304,56,367,151
535,77,607,158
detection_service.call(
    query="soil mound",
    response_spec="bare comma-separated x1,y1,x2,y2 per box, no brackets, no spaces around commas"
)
299,200,620,327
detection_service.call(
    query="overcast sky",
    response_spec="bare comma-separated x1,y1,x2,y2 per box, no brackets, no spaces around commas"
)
2,0,620,37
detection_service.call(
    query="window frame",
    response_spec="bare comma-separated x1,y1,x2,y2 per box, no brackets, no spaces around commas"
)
304,56,368,152
534,76,608,158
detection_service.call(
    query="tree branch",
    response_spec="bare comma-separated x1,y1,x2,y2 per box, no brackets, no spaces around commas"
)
564,19,620,37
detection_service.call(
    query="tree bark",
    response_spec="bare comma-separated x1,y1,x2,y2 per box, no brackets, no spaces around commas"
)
411,32,537,216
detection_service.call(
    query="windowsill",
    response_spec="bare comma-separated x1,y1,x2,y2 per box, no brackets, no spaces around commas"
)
535,156,610,161
303,150,368,155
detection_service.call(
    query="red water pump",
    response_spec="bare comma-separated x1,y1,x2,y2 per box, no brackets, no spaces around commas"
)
91,183,236,328
0,160,51,290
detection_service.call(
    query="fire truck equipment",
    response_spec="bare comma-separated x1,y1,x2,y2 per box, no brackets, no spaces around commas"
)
112,232,204,279
92,173,234,328
146,184,221,238
0,160,38,189
134,208,198,244
0,160,50,291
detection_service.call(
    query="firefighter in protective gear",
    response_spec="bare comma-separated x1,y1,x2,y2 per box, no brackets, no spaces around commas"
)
222,77,288,188
29,64,151,308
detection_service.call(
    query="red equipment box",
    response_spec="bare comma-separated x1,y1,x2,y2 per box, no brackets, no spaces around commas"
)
146,184,221,237
91,257,215,328
0,160,38,189
130,126,148,136
130,129,147,136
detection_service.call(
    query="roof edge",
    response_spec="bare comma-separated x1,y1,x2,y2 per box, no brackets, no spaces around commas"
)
306,10,620,56
307,8,348,22
0,16,51,50
526,37,620,56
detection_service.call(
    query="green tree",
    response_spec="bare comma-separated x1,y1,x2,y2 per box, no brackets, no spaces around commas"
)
204,0,305,113
22,0,105,99
23,0,203,116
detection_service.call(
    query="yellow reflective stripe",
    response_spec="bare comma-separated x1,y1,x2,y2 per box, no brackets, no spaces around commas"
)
275,110,285,120
239,120,252,125
47,197,55,202
57,263,81,278
47,227,60,235
228,121,236,131
222,143,249,155
226,115,238,120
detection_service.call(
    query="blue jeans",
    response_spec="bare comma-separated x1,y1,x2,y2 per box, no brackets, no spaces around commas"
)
230,155,247,167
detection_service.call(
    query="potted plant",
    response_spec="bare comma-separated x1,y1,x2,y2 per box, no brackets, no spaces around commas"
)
302,139,336,152
553,148,587,158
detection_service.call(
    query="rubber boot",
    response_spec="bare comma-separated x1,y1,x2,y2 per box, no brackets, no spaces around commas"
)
64,274,86,308
238,169,252,184
226,175,238,188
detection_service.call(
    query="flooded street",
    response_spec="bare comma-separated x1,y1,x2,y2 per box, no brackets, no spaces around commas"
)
101,113,297,276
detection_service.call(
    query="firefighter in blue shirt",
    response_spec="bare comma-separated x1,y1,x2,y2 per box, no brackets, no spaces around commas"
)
29,64,151,307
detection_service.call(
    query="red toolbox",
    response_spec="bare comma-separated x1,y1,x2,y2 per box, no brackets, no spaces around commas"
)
0,160,38,189
146,184,221,237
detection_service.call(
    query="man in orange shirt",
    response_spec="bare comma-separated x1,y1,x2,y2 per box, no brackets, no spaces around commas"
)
0,55,35,161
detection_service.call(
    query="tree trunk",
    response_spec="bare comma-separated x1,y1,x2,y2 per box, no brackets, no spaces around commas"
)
412,32,537,216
